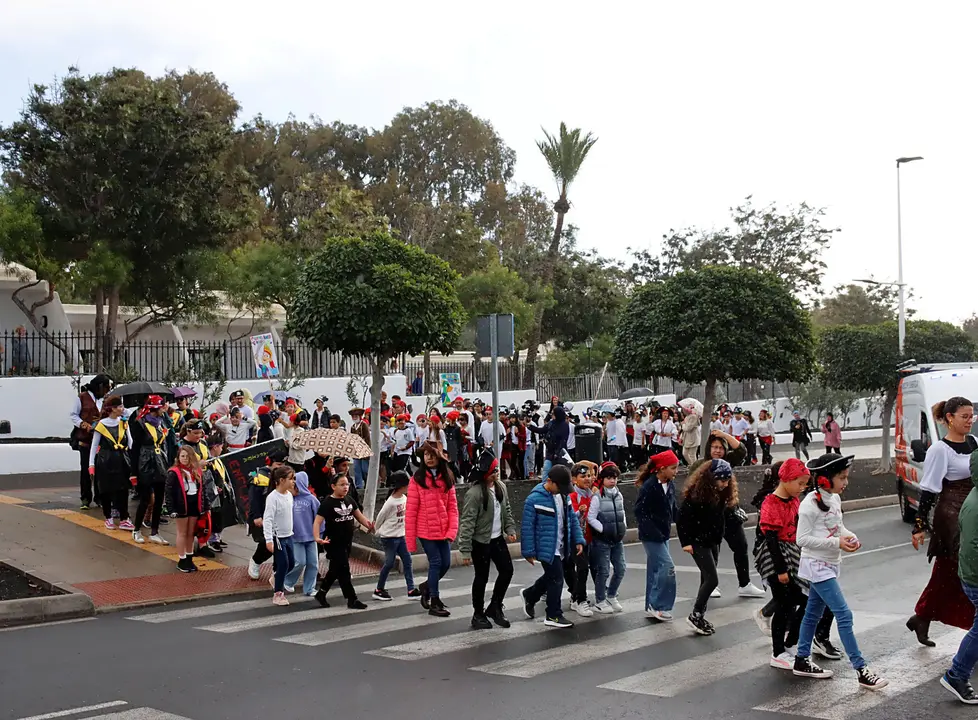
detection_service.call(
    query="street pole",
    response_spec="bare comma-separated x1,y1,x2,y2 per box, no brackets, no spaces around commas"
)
895,156,922,356
586,335,594,401
489,313,501,459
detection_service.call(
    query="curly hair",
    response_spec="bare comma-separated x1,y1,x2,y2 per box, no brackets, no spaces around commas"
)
682,461,739,508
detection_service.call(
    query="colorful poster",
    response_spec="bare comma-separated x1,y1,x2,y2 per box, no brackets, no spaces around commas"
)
250,333,280,378
439,372,462,407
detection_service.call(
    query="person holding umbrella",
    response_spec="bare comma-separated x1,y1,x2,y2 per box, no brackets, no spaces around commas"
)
130,395,171,544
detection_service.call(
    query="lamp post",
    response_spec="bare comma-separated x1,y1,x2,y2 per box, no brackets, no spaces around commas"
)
585,336,594,400
895,156,923,356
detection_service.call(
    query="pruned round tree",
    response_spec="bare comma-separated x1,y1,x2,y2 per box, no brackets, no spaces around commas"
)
613,266,815,451
288,230,466,517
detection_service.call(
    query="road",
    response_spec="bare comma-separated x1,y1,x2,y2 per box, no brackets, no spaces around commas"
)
2,505,966,720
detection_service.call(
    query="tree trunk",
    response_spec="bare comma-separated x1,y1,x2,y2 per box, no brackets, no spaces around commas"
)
423,350,433,395
363,355,386,521
94,286,105,372
525,203,567,390
10,280,72,369
105,285,121,369
875,387,897,474
701,377,717,456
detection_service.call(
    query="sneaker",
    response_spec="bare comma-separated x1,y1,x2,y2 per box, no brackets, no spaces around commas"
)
686,611,713,636
856,667,888,690
407,588,422,599
486,603,511,628
79,503,89,511
471,613,492,630
793,656,834,679
218,539,229,547
572,601,594,618
314,591,330,608
195,544,216,559
207,540,223,553
104,519,116,530
373,589,393,602
608,595,623,613
248,559,261,580
187,559,199,572
149,534,169,545
158,516,169,525
593,599,615,615
272,592,289,606
132,531,145,544
544,615,574,628
710,587,722,598
941,673,978,704
754,607,772,636
177,557,193,573
118,520,135,531
347,599,368,610
283,585,295,594
813,637,843,661
142,521,151,529
738,582,767,599
651,610,674,622
520,587,536,619
770,651,795,670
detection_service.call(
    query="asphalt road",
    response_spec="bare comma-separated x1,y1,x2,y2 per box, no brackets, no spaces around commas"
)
2,505,967,720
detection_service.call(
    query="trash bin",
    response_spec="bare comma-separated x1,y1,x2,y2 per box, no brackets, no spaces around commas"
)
574,422,603,466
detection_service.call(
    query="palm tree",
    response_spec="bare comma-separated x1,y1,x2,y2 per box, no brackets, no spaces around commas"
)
524,122,597,386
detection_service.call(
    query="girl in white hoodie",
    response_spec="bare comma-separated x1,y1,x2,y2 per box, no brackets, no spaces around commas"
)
263,466,296,606
790,453,888,690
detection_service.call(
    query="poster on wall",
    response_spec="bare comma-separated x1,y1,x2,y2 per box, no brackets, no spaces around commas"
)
439,372,462,407
250,333,280,378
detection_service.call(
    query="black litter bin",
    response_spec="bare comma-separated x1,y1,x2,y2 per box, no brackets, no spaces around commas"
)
574,422,603,466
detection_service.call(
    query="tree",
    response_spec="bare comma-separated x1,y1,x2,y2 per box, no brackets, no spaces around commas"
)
812,281,913,328
525,123,598,385
818,320,977,470
288,231,466,519
963,314,978,345
0,67,251,368
547,247,629,349
613,267,814,451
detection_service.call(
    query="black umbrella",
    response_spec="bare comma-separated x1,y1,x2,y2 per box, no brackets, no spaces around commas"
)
111,381,173,406
619,387,654,400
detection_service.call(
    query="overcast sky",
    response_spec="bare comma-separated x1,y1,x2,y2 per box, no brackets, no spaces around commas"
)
1,1,973,323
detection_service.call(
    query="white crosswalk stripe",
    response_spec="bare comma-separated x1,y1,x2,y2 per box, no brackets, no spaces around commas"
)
599,612,902,697
83,710,190,720
470,602,759,678
276,611,453,646
366,596,662,660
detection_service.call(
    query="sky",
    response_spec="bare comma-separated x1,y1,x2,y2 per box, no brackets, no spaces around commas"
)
1,1,974,323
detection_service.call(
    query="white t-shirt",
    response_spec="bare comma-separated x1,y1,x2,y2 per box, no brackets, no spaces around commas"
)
479,420,505,448
566,421,576,450
710,420,723,432
554,493,565,559
731,418,750,438
650,419,676,447
491,495,502,539
720,420,733,435
393,427,416,455
607,419,628,447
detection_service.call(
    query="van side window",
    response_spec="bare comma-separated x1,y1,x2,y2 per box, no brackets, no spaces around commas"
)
920,411,932,450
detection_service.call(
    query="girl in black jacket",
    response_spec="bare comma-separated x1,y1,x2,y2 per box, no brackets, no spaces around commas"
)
678,458,738,636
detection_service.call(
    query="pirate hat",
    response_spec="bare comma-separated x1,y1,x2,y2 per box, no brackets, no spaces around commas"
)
807,453,855,477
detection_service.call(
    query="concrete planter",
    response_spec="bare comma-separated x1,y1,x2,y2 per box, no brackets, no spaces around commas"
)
0,559,95,628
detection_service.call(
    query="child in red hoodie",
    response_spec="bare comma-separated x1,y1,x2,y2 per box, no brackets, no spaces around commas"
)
566,461,598,617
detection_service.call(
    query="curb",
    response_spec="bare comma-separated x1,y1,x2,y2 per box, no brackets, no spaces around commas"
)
0,559,95,628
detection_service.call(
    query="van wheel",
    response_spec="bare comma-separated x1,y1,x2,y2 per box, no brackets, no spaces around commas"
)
901,491,917,524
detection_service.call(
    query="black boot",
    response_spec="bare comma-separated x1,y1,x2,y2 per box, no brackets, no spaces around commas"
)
429,596,450,618
486,602,511,628
419,581,430,610
471,612,492,629
314,590,330,608
907,615,936,647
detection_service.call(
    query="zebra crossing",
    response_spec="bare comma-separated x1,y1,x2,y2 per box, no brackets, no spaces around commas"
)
125,582,970,720
15,702,192,720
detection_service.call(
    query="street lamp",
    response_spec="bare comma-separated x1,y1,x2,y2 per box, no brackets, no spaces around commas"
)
895,156,923,356
585,336,594,400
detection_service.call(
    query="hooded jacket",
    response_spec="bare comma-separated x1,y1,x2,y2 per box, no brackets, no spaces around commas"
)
532,407,569,462
405,470,459,552
520,482,585,562
291,471,321,543
960,454,978,586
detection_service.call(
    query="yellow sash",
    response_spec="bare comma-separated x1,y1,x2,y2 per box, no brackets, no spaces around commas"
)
95,421,127,450
145,422,167,455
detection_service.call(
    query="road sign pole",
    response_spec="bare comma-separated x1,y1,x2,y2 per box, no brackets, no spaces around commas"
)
490,314,501,459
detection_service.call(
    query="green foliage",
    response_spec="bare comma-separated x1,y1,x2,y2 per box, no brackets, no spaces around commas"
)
288,231,466,359
0,187,54,281
546,249,629,348
613,266,815,385
812,281,913,328
791,381,862,427
456,263,546,353
963,314,978,344
536,122,598,200
539,334,615,377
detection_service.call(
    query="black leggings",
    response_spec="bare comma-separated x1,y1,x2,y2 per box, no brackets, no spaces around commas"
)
319,543,356,601
763,597,835,641
692,545,720,613
564,545,591,604
471,536,514,613
133,482,165,534
101,487,130,521
722,517,752,588
768,576,806,656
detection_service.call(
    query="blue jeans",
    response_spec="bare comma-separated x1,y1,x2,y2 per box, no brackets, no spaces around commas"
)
525,555,565,619
642,539,677,612
949,581,978,682
797,577,865,670
541,459,554,482
525,445,536,476
419,538,451,598
283,540,318,595
378,537,415,591
353,458,369,490
272,536,295,593
591,539,626,603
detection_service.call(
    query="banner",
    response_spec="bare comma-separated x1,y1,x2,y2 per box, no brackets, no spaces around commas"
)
215,438,288,523
439,372,462,407
250,333,280,378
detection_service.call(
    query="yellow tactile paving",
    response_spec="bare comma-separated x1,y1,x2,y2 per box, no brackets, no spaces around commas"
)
0,493,31,504
42,508,227,571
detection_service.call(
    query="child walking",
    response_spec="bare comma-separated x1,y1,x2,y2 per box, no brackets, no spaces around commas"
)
678,458,737,635
314,475,374,609
373,472,420,601
283,471,320,597
635,450,680,622
566,461,597,617
263,466,296,606
755,458,810,669
165,445,208,573
791,453,888,689
458,450,517,629
588,461,627,614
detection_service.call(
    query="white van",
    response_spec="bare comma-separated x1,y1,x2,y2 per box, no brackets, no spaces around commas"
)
896,362,978,523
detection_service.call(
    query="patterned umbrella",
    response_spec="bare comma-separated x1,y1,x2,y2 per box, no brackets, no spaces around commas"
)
297,428,372,459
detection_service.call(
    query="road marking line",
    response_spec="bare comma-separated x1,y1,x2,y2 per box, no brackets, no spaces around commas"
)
470,602,758,678
277,611,452,646
0,617,95,633
850,542,913,557
599,612,902,696
623,562,738,576
16,701,128,720
84,709,192,720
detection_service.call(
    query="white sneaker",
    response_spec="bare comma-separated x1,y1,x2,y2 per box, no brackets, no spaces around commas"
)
710,587,722,598
269,575,275,589
594,599,615,614
770,651,794,670
132,531,145,544
647,609,674,622
149,534,169,546
572,601,594,617
272,591,289,606
248,559,261,580
608,595,623,613
283,585,295,594
739,582,767,598
754,606,772,636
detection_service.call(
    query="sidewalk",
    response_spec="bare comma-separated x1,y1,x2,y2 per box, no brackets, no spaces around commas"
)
0,486,380,611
